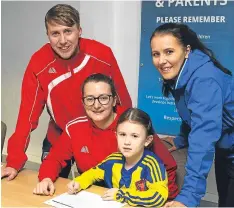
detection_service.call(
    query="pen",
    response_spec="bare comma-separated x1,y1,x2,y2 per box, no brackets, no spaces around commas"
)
52,200,74,208
71,159,75,180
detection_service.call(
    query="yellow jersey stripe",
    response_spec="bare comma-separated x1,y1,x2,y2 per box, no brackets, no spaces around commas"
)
124,190,163,206
128,166,142,188
145,155,163,181
112,163,123,188
147,155,163,181
106,152,122,158
142,158,158,183
96,153,122,167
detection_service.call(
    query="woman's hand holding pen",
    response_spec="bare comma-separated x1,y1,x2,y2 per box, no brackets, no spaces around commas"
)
33,178,55,196
67,180,80,194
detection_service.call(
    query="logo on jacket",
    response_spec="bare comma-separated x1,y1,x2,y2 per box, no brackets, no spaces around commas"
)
48,67,57,73
135,179,148,191
80,146,89,153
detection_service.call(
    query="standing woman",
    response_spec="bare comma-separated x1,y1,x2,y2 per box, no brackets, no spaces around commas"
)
150,23,234,207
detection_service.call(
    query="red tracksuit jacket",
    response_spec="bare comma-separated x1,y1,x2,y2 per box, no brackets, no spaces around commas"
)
38,106,179,199
6,38,132,171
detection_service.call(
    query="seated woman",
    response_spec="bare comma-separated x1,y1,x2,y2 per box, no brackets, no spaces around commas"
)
67,108,168,207
33,73,178,199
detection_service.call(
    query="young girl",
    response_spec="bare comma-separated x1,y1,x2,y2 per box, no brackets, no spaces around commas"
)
67,108,168,207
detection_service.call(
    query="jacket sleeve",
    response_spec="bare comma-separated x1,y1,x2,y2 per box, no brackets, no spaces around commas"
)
115,170,168,207
79,39,132,108
175,78,223,207
74,165,105,191
152,135,179,199
174,121,190,149
6,58,46,170
38,131,73,182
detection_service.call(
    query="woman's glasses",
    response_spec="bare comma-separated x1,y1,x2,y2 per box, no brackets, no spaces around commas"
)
83,94,113,106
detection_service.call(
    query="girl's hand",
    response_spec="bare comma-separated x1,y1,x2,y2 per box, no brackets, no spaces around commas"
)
102,188,119,201
67,180,80,194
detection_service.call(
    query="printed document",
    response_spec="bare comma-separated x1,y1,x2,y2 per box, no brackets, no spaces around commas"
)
44,191,125,208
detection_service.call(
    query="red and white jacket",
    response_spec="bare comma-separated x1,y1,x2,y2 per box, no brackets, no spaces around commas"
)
6,38,132,171
38,106,179,199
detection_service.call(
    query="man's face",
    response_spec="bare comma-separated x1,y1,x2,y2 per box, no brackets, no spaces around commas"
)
47,21,81,60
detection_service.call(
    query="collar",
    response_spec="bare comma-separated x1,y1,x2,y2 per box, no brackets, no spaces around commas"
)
175,49,211,90
51,45,86,70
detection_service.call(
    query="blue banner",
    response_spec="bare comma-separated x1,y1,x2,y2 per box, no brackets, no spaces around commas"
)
138,0,234,135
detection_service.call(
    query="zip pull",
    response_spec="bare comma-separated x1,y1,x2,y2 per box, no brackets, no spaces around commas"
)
68,66,71,72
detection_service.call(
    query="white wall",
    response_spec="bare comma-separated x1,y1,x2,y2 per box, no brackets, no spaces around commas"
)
1,1,141,163
79,1,141,106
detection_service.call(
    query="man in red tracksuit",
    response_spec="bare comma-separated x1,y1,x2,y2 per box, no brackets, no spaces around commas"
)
33,73,179,199
2,4,132,180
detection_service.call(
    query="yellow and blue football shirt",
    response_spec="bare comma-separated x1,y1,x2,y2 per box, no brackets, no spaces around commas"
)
74,149,168,207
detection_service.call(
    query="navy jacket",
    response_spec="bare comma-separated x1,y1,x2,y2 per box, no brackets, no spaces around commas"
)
172,50,234,206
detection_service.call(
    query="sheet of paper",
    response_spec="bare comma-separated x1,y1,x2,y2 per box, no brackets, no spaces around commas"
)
44,191,126,208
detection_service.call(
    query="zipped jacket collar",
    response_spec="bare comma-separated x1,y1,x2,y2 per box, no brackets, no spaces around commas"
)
175,49,211,90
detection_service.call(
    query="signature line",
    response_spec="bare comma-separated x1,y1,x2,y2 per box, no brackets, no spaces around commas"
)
52,200,74,208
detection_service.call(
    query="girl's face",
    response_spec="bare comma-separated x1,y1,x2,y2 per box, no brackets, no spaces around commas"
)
151,34,190,80
116,121,153,162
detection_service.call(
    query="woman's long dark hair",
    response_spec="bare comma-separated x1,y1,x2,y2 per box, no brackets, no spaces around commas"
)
150,23,232,97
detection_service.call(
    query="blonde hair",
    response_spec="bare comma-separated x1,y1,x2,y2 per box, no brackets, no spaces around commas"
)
45,4,80,30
